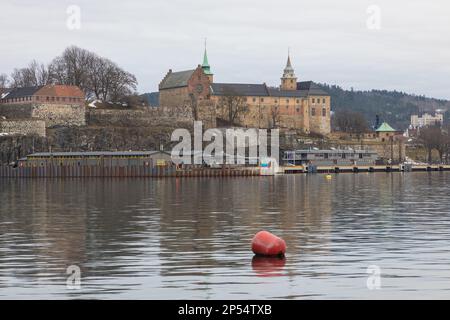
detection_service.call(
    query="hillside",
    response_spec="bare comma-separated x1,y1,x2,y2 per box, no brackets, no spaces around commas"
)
319,84,450,130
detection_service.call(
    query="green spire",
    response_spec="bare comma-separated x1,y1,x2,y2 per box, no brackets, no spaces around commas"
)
202,42,213,75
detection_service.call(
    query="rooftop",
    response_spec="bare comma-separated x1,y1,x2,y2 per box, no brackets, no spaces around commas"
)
0,85,84,100
26,151,169,158
376,122,397,132
159,69,196,90
210,81,328,97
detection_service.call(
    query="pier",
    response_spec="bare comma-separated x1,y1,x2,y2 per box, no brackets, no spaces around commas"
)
282,164,450,174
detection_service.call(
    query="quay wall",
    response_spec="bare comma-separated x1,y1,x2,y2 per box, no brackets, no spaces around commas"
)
0,165,260,178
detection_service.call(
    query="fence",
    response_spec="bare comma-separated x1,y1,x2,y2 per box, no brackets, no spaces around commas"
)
0,165,260,178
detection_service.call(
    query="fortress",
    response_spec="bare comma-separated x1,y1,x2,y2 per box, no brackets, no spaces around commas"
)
0,85,86,137
159,49,331,135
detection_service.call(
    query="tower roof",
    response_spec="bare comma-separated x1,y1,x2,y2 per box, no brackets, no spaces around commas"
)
282,53,296,79
376,122,396,132
202,48,213,75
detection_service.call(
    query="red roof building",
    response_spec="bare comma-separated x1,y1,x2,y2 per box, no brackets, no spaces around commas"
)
0,85,84,105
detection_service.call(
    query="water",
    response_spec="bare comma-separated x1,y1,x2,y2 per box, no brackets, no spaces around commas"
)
1,173,450,299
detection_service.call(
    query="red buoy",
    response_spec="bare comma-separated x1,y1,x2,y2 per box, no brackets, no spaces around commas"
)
251,231,286,257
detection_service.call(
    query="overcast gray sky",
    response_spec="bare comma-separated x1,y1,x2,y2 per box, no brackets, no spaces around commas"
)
1,0,450,99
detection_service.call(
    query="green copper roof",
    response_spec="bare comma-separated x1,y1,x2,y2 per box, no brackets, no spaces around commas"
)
202,49,213,75
376,122,396,132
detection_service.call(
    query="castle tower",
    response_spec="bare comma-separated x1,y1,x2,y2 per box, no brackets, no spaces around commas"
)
202,45,213,82
280,53,297,90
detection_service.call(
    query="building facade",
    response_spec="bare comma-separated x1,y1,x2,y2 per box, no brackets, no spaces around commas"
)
410,113,443,128
158,51,331,135
0,84,86,128
0,85,84,105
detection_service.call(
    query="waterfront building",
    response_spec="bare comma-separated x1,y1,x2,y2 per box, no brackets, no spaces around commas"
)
410,113,443,128
18,151,172,167
283,148,379,166
159,49,331,135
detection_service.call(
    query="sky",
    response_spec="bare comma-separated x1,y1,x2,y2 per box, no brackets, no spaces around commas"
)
1,0,450,99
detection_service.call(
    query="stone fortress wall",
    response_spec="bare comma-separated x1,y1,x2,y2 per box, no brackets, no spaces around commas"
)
0,103,86,127
0,119,46,137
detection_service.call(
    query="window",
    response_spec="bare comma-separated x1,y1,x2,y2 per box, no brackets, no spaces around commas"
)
286,99,289,103
290,79,293,83
260,98,264,102
62,97,66,102
312,108,316,116
274,99,278,103
322,108,326,117
312,98,315,103
296,99,299,103
296,108,300,112
51,97,55,101
56,97,60,101
253,98,256,102
323,98,326,103
36,96,39,101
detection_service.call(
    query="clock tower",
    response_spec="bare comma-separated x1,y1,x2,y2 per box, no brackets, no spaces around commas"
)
280,53,297,91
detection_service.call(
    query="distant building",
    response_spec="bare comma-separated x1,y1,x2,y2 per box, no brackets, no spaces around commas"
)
375,122,398,142
0,84,86,129
18,151,172,167
0,85,84,105
410,113,443,128
158,48,331,135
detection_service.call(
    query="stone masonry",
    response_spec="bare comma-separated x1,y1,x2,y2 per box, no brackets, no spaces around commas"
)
0,119,46,137
0,103,86,127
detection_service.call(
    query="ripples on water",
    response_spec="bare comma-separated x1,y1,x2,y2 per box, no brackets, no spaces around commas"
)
0,173,450,299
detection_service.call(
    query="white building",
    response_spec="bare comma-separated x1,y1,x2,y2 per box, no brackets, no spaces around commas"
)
410,113,443,128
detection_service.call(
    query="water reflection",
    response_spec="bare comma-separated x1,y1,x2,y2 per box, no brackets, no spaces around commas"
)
0,173,450,299
251,256,286,277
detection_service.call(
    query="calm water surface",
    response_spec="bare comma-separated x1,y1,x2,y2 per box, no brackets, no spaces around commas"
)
1,173,450,299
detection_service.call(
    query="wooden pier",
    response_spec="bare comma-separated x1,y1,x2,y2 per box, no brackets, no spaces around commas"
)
282,164,450,174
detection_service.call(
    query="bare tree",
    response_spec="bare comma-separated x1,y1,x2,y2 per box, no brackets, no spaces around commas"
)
332,109,369,133
0,73,9,88
86,55,137,101
9,60,53,87
269,106,281,129
419,125,446,164
49,46,95,91
217,89,248,126
5,46,138,102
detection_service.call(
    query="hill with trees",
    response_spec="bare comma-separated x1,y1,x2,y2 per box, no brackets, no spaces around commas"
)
319,84,450,130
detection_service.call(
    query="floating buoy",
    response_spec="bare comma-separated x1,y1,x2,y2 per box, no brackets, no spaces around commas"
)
251,231,286,257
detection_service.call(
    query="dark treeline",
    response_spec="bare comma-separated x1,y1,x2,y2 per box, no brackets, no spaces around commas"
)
320,84,450,131
0,46,138,102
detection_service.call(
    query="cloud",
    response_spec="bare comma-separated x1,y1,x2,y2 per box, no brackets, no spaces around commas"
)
0,0,449,99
